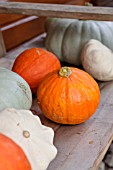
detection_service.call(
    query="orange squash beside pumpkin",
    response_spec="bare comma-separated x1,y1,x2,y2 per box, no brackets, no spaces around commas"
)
12,48,61,94
0,133,31,170
37,67,100,125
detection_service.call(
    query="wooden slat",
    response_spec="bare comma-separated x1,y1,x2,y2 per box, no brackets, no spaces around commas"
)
0,0,91,50
0,0,89,26
0,28,6,57
0,0,90,27
66,0,90,5
0,14,25,27
48,122,113,170
6,0,88,4
91,0,113,7
0,0,82,27
0,0,91,27
0,0,71,27
0,2,113,21
1,16,46,50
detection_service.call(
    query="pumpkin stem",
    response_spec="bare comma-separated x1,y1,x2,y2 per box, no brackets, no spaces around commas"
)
23,130,30,138
59,67,72,77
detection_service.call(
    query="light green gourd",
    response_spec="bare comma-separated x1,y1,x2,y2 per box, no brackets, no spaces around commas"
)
45,18,113,65
0,67,32,111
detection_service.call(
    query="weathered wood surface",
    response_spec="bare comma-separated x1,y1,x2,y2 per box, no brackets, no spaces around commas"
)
0,2,113,21
66,0,91,5
5,0,91,4
0,28,6,57
0,34,113,170
0,0,91,51
0,0,91,26
9,0,91,5
1,16,46,50
0,14,25,27
91,0,113,7
0,0,88,27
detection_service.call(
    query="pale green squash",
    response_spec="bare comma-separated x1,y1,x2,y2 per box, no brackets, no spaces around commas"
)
0,67,32,111
45,18,113,65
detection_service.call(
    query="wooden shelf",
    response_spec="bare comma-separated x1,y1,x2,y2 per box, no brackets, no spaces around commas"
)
0,2,113,21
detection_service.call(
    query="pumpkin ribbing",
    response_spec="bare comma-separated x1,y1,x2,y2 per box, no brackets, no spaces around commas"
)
37,67,100,125
12,48,61,94
45,18,113,65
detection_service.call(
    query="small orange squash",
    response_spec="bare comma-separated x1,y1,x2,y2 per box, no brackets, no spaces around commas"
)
12,48,61,94
0,133,31,170
37,67,100,125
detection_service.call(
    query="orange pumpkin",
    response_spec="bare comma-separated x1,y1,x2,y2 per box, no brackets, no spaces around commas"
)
0,133,31,170
12,48,61,94
37,67,100,125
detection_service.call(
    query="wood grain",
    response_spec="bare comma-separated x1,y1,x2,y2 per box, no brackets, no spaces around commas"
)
0,2,113,21
0,14,25,27
2,16,46,50
91,0,113,7
5,0,89,4
66,0,91,5
0,29,6,57
0,0,90,50
0,0,89,27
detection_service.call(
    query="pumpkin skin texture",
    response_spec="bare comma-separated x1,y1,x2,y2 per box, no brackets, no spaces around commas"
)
12,48,61,94
0,67,32,112
0,108,57,170
0,133,31,170
45,18,113,65
37,67,100,125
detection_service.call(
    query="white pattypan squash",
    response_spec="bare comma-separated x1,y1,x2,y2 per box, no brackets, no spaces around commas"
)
0,108,57,170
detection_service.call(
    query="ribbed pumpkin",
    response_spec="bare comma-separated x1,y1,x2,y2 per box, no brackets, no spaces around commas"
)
0,133,31,170
12,48,61,94
37,67,100,124
45,18,113,65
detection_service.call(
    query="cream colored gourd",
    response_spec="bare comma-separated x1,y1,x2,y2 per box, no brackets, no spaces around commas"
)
45,18,113,65
81,39,113,81
0,108,57,170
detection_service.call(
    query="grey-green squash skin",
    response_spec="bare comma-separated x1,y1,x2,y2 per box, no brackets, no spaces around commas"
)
0,67,32,111
45,18,113,65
